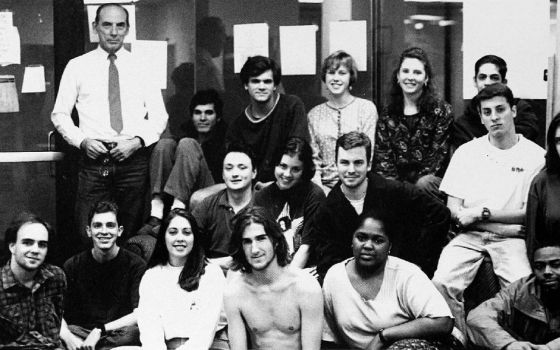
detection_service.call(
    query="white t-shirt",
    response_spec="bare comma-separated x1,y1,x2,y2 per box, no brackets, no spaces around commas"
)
137,262,226,350
322,257,452,349
440,135,544,210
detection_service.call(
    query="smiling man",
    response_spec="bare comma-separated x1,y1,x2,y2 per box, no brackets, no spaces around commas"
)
52,3,168,246
224,206,323,350
226,56,310,184
60,200,146,350
433,84,545,339
467,241,560,350
312,131,450,282
0,213,66,349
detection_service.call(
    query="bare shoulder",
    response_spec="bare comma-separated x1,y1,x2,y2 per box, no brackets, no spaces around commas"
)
288,267,322,298
224,269,250,301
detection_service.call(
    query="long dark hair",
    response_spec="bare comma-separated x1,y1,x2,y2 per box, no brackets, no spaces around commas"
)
546,114,560,174
387,47,437,115
148,209,207,292
277,137,316,183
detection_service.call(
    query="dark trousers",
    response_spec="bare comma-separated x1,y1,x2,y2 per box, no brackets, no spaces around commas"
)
75,147,149,247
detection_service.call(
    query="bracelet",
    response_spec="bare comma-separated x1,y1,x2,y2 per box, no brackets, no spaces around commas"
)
378,329,388,344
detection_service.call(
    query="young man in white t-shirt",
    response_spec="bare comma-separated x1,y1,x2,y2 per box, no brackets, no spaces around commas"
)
432,83,545,339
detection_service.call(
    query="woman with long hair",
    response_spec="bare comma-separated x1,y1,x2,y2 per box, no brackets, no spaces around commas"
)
526,114,560,260
136,209,226,350
375,47,453,200
308,50,378,191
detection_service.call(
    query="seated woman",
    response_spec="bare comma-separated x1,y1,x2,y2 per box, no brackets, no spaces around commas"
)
136,209,226,350
526,114,560,260
322,211,456,350
254,137,326,270
308,50,378,191
375,47,453,201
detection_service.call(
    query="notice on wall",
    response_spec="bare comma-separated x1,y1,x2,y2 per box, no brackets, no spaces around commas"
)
329,20,367,71
233,23,269,73
0,26,20,66
131,40,168,89
0,10,13,28
87,4,137,43
22,65,46,93
279,25,317,75
0,75,19,113
463,0,549,99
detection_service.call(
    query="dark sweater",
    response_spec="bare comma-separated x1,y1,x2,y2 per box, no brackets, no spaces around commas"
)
312,172,450,281
63,248,146,328
226,94,310,182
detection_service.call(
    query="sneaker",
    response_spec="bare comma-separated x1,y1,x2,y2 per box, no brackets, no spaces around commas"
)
137,216,162,237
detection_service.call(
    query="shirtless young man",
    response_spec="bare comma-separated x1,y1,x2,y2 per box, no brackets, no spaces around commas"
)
224,206,323,350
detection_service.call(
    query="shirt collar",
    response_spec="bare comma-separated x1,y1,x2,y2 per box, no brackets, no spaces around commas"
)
95,46,128,60
1,260,54,292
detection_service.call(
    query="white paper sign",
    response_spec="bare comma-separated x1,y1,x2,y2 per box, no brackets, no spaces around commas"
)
0,26,20,66
0,11,13,28
280,25,317,75
233,23,269,73
131,40,168,89
329,20,367,71
22,65,46,93
87,4,136,43
463,0,549,99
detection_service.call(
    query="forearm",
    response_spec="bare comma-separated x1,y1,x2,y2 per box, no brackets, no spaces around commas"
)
381,317,453,344
104,311,137,332
546,337,560,350
291,244,310,269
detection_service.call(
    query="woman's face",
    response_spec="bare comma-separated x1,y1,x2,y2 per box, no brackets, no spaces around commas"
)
274,154,304,190
555,124,560,159
325,64,351,97
352,217,391,272
165,216,194,266
397,57,428,98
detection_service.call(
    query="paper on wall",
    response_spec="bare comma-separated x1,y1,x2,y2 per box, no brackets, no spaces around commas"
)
131,40,168,89
22,65,46,93
329,20,367,71
0,26,20,66
233,23,269,73
279,25,317,75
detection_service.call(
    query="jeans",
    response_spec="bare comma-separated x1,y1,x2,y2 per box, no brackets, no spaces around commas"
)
432,230,531,336
75,146,149,247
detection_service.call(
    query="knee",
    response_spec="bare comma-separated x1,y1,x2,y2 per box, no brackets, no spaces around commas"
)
415,174,439,190
153,138,177,155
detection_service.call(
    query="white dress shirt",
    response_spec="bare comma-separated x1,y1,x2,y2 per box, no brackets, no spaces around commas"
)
51,46,168,148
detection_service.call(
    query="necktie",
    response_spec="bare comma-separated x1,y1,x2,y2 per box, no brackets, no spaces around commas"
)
108,53,123,134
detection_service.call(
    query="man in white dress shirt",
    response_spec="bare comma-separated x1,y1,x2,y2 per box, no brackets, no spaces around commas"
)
51,3,167,246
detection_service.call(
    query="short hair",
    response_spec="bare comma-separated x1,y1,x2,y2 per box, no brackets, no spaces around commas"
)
546,114,560,174
3,212,54,264
239,56,281,86
475,55,507,81
388,47,436,115
87,200,118,226
321,50,358,87
225,143,257,171
189,89,223,120
148,209,207,292
335,131,372,164
277,137,315,183
95,3,130,27
475,83,515,112
229,206,290,272
355,210,397,243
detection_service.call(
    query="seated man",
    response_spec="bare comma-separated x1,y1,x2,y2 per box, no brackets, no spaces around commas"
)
453,54,539,149
60,201,146,349
0,212,66,349
467,241,560,350
224,206,323,350
192,144,256,269
226,55,310,184
433,84,545,340
141,89,227,233
312,131,450,282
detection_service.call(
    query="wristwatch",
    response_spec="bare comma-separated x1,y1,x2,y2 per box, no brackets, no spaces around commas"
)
481,207,491,221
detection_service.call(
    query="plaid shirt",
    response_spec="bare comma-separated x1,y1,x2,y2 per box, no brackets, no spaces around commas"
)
0,261,66,347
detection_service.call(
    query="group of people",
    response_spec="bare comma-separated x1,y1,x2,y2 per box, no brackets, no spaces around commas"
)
2,2,560,350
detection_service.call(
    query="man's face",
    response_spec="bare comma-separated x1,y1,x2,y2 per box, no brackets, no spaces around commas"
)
474,63,504,92
9,223,49,272
245,70,276,104
274,154,304,190
94,5,129,54
192,103,218,135
533,246,560,292
352,218,391,273
336,146,371,189
241,223,276,271
223,152,256,192
86,211,122,251
479,96,516,140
